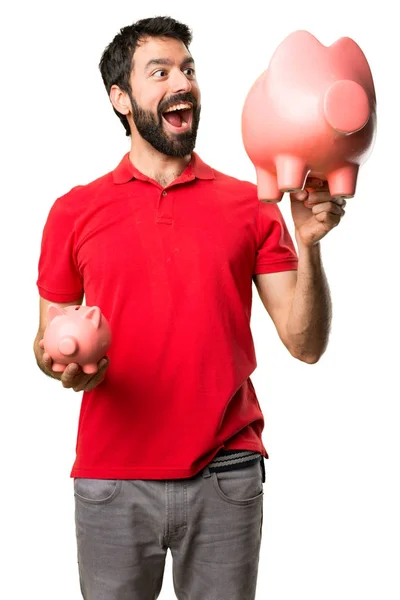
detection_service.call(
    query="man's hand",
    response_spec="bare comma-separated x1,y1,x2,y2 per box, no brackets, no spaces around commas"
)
38,339,109,392
290,177,346,247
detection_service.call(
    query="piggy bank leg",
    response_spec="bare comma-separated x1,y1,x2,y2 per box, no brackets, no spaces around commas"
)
327,164,359,199
275,155,309,194
255,167,283,203
52,362,67,372
82,363,98,375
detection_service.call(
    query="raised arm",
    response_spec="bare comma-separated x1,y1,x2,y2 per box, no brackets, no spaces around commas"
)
253,243,332,364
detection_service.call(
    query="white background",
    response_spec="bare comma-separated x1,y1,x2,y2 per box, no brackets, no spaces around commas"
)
1,0,399,598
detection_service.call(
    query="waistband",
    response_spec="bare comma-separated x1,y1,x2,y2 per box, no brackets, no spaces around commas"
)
207,450,264,481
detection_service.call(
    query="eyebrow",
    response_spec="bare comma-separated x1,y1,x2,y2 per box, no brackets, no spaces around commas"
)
145,56,195,71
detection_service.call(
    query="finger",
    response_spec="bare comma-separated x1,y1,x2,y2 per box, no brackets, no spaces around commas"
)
68,371,93,392
81,371,106,392
311,202,345,216
72,358,110,392
39,339,45,349
314,211,342,228
306,195,347,208
305,191,333,205
42,352,53,369
98,356,110,370
291,190,309,202
61,363,84,388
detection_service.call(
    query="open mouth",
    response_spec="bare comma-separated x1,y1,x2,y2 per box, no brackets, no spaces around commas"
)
162,102,193,132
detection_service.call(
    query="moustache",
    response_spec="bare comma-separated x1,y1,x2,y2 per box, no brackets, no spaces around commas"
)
158,94,199,116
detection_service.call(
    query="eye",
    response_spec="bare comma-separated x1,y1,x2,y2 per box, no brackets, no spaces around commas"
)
152,68,196,78
153,69,168,78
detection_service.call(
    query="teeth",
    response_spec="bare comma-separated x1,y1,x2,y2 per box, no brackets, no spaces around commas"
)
164,103,192,113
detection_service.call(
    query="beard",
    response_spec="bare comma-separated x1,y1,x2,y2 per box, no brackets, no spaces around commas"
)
128,91,201,158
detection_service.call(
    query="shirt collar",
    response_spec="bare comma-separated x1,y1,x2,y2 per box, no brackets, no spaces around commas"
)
112,151,215,185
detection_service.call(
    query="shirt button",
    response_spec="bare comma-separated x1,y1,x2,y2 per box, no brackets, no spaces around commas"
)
162,191,168,196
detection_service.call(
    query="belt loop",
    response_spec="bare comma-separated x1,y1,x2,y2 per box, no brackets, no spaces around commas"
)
202,466,211,479
260,456,266,483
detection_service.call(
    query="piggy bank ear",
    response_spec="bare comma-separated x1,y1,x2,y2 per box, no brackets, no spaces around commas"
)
84,306,101,329
47,304,65,323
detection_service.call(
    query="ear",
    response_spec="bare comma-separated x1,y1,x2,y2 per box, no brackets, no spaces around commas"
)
47,304,65,323
84,306,101,329
110,85,131,116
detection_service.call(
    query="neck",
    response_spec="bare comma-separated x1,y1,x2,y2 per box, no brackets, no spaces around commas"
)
129,133,192,187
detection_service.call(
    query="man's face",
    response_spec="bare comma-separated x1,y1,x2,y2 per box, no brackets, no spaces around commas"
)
128,36,201,157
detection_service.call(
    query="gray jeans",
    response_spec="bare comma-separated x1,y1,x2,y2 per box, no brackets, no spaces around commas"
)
74,459,265,599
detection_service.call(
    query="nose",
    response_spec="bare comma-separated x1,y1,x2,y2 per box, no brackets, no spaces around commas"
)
169,67,192,94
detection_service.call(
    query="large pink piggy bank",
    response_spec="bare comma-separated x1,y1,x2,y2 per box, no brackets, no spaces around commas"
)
241,30,377,202
43,305,112,374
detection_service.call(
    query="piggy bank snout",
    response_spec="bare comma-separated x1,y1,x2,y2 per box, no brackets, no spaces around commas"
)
58,336,78,356
324,80,370,134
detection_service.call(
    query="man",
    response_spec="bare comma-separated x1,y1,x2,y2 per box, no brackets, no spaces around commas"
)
33,15,345,600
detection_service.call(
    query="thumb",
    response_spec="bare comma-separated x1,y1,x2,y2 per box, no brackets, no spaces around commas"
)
290,190,308,202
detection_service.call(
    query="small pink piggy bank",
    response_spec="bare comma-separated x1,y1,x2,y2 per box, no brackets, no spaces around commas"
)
43,304,112,374
241,30,377,202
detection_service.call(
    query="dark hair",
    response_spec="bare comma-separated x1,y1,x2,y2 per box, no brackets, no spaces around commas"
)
99,16,193,136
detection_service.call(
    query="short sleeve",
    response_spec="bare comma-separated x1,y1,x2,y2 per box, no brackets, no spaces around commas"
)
36,196,84,302
253,201,298,275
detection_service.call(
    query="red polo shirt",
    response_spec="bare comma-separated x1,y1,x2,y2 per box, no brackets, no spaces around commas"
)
37,152,298,479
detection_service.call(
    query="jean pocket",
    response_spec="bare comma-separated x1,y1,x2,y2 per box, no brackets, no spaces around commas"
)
211,461,264,506
74,478,122,504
